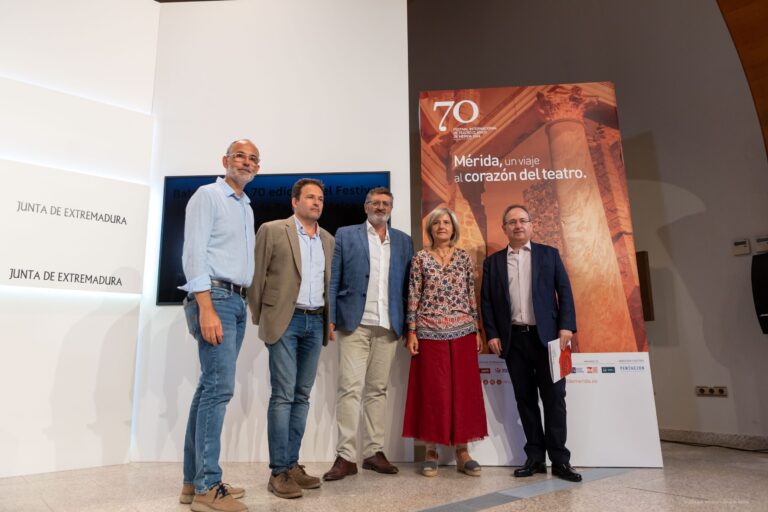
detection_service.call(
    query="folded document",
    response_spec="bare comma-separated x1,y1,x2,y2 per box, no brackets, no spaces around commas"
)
548,338,572,383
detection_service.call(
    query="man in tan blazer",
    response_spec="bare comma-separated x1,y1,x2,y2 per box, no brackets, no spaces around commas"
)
247,178,334,500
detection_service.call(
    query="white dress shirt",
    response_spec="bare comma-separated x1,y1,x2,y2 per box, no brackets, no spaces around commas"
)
507,242,536,326
361,221,391,329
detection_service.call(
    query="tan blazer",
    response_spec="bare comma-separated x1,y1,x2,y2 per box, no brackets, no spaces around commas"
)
248,216,335,345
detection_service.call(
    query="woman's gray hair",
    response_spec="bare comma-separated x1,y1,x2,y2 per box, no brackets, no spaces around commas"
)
424,207,460,247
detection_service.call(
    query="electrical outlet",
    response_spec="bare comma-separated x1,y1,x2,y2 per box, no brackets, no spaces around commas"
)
695,386,729,397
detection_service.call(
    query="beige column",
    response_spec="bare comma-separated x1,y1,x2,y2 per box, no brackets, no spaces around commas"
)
536,86,635,352
589,126,647,351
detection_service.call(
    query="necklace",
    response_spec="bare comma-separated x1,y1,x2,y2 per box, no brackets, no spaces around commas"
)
431,247,454,266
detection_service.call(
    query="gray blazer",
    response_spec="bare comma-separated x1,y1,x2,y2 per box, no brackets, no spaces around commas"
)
248,216,335,345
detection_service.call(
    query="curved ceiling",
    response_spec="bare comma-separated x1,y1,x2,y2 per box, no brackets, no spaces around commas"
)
719,0,768,161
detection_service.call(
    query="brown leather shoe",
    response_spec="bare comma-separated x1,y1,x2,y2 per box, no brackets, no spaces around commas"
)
323,455,359,481
362,451,399,474
286,464,321,489
191,483,248,511
267,472,303,499
180,483,245,504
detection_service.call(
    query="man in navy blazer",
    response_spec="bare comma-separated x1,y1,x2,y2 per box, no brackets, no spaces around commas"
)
481,204,581,482
322,187,414,481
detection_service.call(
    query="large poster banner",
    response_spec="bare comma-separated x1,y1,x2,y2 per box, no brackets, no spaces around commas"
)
419,82,662,467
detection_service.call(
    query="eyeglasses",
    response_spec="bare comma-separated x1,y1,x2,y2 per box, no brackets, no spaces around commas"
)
366,200,392,208
228,152,260,165
504,218,531,226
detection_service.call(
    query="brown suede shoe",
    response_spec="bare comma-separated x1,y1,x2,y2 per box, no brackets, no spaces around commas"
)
180,483,245,504
267,472,303,499
190,483,247,512
362,451,399,474
322,455,359,481
286,464,321,489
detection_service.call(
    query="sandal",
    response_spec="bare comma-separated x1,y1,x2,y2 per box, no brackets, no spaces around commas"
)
421,459,438,477
457,458,482,476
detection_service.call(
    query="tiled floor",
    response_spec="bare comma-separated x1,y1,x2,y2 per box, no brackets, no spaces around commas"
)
2,442,767,512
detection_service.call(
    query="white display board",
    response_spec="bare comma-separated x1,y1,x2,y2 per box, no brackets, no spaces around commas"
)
470,354,527,466
566,352,663,467
472,353,663,467
0,159,149,293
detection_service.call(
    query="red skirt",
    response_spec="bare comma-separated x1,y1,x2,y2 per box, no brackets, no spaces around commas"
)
402,333,488,445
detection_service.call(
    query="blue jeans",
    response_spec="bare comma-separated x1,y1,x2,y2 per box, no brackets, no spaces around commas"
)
182,288,247,493
267,311,324,475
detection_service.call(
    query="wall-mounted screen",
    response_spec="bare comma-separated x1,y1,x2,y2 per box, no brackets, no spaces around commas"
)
157,171,390,305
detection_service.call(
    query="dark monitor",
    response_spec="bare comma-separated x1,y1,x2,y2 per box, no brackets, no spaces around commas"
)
157,171,390,305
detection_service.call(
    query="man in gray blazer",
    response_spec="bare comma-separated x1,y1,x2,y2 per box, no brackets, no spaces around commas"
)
248,178,335,499
322,187,414,481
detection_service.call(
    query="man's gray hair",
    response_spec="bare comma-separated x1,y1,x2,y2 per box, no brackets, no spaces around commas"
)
225,138,255,155
365,186,394,204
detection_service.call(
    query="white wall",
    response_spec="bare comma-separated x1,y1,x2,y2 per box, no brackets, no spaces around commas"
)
131,0,411,464
0,0,159,477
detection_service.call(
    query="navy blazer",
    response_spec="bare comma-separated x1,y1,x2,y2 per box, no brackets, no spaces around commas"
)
329,222,414,338
481,242,576,354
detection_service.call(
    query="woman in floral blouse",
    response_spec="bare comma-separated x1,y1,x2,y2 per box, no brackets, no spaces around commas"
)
402,207,488,477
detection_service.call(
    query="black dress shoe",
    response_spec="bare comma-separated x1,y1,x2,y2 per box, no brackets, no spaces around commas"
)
551,463,582,482
513,459,547,477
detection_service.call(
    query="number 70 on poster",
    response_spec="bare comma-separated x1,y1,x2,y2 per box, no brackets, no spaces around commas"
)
433,100,479,131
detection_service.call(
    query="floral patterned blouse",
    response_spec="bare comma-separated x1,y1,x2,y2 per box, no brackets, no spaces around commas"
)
407,248,478,340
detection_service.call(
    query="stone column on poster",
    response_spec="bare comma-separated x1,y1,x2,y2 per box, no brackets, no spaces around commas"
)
537,86,636,353
589,126,647,351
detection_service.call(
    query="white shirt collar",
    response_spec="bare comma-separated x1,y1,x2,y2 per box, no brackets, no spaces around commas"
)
366,220,390,242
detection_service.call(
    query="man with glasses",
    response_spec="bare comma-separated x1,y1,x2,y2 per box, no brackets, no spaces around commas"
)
248,178,334,499
480,204,581,483
322,187,414,481
179,139,260,512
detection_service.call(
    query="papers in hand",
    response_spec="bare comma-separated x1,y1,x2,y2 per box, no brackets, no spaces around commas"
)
548,338,572,383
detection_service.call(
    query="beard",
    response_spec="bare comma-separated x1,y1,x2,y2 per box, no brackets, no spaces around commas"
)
227,168,255,188
368,212,390,225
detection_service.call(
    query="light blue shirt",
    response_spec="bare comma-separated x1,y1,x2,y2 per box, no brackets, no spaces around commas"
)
294,216,325,309
180,177,255,293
